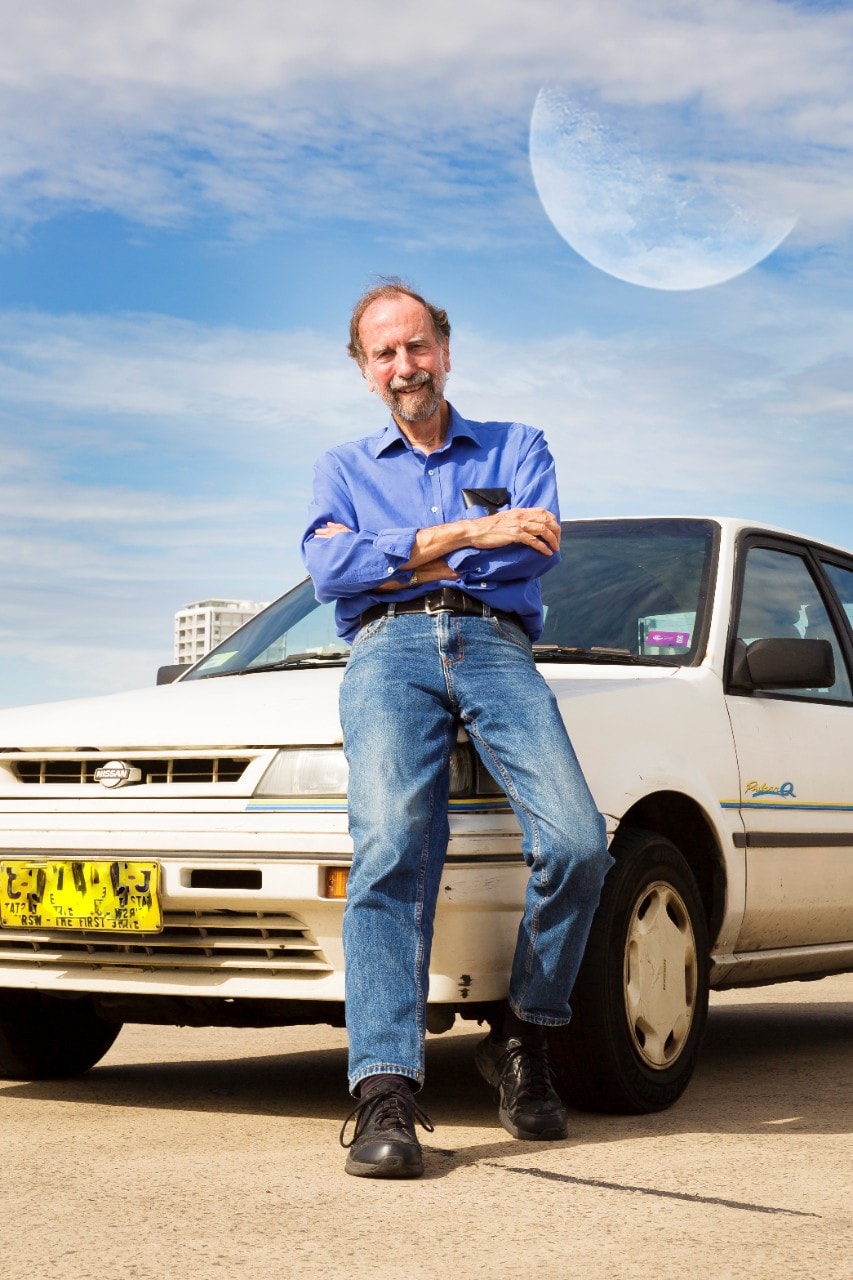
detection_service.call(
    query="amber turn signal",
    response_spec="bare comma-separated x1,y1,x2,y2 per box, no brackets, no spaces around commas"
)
322,867,349,899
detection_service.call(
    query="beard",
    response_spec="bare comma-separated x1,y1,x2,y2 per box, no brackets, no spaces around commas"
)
378,367,447,423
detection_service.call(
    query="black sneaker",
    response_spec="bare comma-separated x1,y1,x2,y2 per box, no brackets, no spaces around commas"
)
475,1028,569,1140
340,1083,434,1178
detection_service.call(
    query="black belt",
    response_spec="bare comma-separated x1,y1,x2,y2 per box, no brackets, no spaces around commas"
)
360,587,525,633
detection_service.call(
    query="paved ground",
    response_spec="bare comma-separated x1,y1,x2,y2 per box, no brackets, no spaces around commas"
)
1,974,851,1280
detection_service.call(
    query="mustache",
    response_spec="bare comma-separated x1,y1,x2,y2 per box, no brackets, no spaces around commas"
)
388,371,433,392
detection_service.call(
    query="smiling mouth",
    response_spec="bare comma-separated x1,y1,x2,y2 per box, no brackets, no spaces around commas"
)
391,374,431,393
382,371,443,422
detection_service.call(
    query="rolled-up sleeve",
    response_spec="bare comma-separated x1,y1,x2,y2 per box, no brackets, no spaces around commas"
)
447,427,561,584
302,455,417,601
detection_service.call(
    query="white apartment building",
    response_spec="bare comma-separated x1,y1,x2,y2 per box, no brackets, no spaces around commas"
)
173,599,269,667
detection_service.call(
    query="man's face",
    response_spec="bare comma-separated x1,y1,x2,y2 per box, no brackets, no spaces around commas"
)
358,294,450,424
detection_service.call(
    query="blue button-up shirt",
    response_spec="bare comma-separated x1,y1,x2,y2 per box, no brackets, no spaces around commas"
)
301,404,561,642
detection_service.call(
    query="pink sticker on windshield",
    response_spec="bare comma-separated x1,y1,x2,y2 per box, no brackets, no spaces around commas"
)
647,630,691,648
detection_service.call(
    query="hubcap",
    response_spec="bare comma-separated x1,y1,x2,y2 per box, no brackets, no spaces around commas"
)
623,879,698,1069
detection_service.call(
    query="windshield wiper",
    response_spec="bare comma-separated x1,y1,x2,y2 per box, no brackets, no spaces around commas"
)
532,645,678,667
199,651,350,677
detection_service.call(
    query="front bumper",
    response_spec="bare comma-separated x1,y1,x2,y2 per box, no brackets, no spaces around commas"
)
0,806,527,1008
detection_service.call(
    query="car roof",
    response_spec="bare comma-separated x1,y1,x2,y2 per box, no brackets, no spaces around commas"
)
559,516,852,559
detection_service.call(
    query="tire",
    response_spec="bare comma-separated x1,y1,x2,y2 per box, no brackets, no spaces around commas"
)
0,990,122,1080
548,828,710,1114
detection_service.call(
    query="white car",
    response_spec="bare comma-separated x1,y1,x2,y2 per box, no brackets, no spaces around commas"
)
1,516,851,1113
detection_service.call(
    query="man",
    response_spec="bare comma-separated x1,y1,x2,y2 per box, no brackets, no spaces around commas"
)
302,280,612,1179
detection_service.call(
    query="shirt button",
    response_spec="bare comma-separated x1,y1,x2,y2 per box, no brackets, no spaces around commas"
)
428,469,435,476
386,568,394,575
431,506,438,513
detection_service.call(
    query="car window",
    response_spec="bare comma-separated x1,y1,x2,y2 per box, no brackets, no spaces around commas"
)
735,546,852,702
821,561,853,637
538,518,715,663
188,579,348,677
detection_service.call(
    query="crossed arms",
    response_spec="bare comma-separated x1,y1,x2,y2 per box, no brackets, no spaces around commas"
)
314,508,561,591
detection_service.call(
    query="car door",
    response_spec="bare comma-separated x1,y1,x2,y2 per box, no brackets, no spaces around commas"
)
725,535,853,950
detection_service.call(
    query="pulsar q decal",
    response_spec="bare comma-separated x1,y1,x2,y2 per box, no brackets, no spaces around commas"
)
745,780,796,800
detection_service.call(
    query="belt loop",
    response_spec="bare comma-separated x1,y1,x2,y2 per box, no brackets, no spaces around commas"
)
387,602,397,617
483,603,492,618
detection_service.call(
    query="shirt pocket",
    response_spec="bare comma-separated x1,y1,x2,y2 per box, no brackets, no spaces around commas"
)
461,486,510,516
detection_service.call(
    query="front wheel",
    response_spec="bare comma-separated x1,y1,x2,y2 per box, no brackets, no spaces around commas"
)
0,990,122,1080
548,828,710,1114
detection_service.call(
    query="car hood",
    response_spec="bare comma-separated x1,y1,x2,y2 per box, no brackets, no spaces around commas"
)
0,663,681,752
0,668,349,751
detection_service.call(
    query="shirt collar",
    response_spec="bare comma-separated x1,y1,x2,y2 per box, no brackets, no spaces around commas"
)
371,403,481,458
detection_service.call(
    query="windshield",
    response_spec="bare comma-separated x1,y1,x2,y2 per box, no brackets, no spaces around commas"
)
185,517,718,679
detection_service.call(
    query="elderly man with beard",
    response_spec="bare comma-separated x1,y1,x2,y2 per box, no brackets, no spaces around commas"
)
302,280,612,1179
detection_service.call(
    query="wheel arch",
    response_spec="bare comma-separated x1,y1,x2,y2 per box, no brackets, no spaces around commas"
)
615,791,726,944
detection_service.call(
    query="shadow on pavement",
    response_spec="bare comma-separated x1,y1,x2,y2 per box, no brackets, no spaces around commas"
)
2,994,851,1145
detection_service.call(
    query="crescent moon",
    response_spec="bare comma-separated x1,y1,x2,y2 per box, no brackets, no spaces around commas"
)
529,88,797,291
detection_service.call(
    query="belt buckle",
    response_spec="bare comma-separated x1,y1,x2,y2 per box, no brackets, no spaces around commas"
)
424,589,453,615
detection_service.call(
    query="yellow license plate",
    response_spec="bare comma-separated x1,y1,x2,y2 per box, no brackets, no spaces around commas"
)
0,859,162,932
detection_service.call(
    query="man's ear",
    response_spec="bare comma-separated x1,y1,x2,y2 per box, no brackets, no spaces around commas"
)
443,342,451,373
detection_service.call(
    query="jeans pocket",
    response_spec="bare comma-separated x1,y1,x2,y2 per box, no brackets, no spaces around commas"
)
352,615,389,648
490,615,531,651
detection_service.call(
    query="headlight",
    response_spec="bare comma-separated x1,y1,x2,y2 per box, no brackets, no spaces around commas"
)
255,743,502,798
256,748,349,797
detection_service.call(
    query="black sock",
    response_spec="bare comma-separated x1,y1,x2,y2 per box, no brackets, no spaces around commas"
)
358,1073,413,1098
495,1006,544,1043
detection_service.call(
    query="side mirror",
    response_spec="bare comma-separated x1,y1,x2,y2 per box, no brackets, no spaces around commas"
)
157,663,191,685
729,637,835,691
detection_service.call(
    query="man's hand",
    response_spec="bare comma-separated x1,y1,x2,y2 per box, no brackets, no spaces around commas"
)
466,507,561,556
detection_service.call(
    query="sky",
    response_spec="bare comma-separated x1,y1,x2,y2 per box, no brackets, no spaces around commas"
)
1,0,852,707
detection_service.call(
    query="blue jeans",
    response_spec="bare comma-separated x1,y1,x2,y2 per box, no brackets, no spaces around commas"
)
339,610,613,1093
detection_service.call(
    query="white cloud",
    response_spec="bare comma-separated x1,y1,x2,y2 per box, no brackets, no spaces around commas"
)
5,1,850,108
0,311,356,705
0,310,363,449
0,1,851,244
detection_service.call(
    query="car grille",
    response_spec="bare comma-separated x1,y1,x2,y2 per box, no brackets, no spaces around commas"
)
0,910,331,975
9,756,253,786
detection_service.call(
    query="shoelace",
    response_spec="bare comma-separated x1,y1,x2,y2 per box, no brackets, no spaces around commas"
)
497,1040,559,1104
339,1086,435,1149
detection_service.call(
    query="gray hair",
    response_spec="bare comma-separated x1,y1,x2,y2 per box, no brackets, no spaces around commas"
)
347,277,451,364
